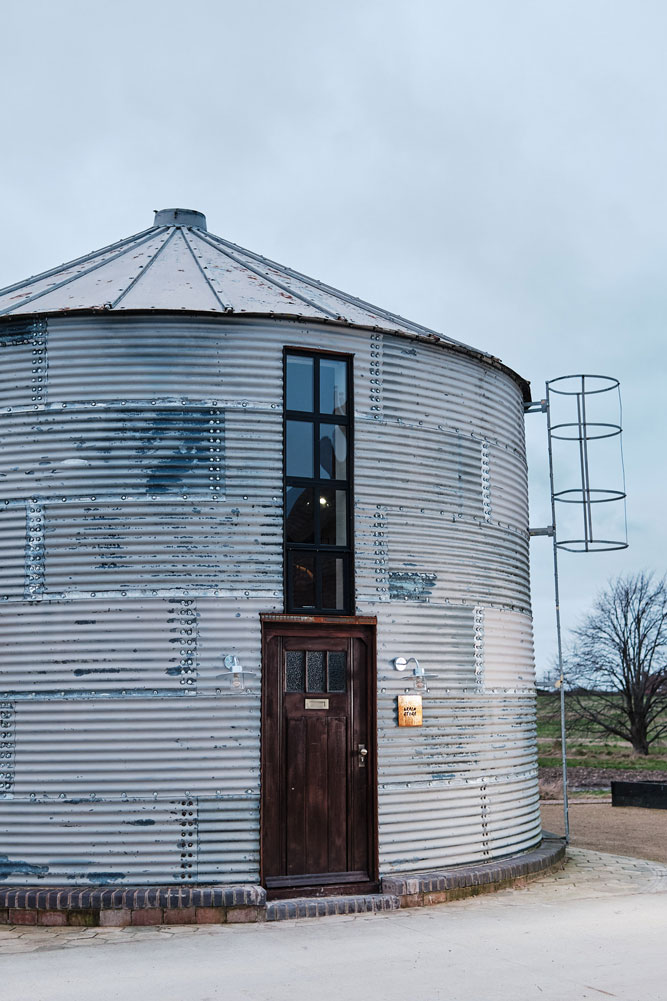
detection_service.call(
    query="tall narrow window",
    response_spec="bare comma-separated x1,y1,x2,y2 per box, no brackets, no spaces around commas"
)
284,350,353,613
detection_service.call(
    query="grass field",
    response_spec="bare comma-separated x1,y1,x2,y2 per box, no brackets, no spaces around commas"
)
536,691,667,773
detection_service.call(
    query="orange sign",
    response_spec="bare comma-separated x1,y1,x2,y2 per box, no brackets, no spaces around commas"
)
397,694,423,726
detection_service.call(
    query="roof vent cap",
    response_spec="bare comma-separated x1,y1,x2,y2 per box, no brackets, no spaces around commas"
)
153,208,207,230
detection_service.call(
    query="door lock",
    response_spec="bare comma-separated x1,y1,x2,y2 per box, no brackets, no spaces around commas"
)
358,744,368,767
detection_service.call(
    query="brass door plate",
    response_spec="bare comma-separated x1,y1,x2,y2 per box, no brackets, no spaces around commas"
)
304,698,329,709
397,694,423,726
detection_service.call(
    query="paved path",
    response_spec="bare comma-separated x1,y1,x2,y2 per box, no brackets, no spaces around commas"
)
1,849,666,1001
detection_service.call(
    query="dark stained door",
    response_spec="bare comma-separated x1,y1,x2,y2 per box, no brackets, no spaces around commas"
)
261,620,376,892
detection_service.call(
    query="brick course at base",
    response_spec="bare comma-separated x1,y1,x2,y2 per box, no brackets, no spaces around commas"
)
0,836,564,927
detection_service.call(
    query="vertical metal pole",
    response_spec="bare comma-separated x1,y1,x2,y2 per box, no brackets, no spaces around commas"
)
545,381,570,843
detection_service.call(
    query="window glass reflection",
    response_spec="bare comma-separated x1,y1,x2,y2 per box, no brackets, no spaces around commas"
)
286,486,314,543
321,554,345,610
286,420,313,478
319,488,347,546
292,552,316,608
320,359,347,415
286,355,313,412
319,424,347,480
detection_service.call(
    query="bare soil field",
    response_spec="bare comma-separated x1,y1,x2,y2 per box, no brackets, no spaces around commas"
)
540,764,667,791
541,800,667,863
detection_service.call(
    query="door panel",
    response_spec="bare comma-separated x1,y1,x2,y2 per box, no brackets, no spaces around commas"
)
261,621,376,891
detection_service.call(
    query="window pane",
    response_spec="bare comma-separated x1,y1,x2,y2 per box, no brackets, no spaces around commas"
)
286,355,313,412
292,552,316,608
319,424,347,480
321,554,345,610
285,650,305,692
307,651,325,692
327,652,346,692
286,486,314,543
286,420,313,478
319,488,347,546
320,359,347,415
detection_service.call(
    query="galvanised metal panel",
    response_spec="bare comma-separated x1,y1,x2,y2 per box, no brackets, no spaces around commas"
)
0,598,193,695
41,501,281,597
375,603,477,689
195,596,277,694
0,509,26,599
47,316,227,403
376,688,540,871
0,406,223,503
381,335,527,447
0,310,540,883
11,696,258,799
487,441,530,531
479,608,536,691
0,799,187,884
0,319,46,409
197,797,258,881
0,797,258,884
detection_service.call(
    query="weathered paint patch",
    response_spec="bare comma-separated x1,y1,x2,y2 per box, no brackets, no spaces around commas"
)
73,669,124,676
123,819,156,826
389,571,437,601
84,871,125,883
0,855,49,880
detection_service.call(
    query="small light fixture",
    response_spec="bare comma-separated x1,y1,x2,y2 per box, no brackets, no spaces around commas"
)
393,656,425,691
224,654,245,690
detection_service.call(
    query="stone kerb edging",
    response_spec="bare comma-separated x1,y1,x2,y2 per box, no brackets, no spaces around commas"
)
0,836,565,926
381,835,565,906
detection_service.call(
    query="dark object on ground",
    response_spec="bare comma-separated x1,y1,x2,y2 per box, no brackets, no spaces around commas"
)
612,780,667,810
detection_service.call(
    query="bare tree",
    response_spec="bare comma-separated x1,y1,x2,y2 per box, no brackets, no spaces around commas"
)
566,572,667,755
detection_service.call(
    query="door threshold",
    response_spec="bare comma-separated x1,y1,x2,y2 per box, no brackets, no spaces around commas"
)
266,881,380,901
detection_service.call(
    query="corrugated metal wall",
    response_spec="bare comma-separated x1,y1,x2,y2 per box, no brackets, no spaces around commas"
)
0,314,539,884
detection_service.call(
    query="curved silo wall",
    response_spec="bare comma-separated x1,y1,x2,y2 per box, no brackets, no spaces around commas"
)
0,313,539,885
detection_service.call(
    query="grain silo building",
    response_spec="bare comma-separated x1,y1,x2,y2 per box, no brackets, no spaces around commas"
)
0,209,545,898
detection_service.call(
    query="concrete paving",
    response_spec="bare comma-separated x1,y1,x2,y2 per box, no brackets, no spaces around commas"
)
1,848,666,1001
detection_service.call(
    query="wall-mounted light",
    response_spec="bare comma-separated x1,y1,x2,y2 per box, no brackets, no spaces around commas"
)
224,654,245,690
393,656,426,691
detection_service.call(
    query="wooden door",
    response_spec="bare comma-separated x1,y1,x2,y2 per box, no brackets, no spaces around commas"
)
261,620,376,894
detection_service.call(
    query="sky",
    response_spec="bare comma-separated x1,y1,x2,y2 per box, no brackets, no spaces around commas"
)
1,0,664,680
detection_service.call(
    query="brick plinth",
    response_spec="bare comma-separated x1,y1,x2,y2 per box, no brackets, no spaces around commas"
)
0,837,565,926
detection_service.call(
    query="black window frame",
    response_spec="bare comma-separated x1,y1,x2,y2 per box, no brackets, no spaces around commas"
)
283,347,354,614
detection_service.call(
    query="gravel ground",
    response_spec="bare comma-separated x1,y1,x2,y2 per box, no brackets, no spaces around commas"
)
541,801,667,863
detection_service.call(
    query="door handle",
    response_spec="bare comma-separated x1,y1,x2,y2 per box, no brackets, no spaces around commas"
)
358,744,368,768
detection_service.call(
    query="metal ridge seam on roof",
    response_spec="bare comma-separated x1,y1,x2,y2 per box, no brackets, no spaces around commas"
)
180,229,233,313
108,228,178,310
191,228,344,321
0,225,161,298
0,228,171,318
193,226,471,351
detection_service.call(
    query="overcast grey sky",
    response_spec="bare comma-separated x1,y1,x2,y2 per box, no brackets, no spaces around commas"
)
2,0,664,678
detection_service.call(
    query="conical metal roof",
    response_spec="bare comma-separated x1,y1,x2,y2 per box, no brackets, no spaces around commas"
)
0,207,473,349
